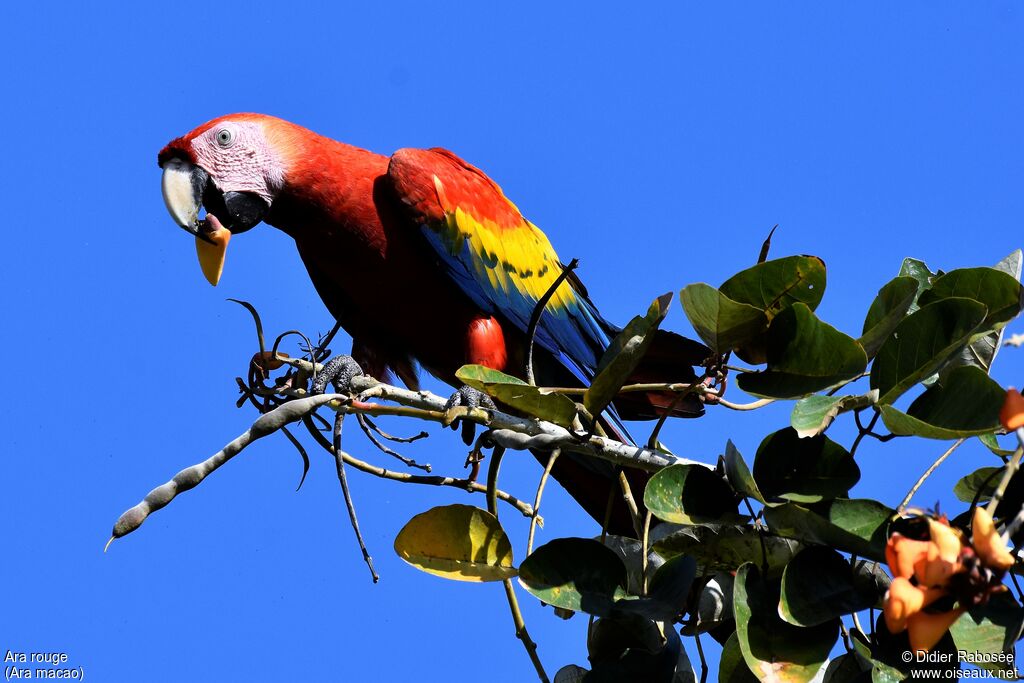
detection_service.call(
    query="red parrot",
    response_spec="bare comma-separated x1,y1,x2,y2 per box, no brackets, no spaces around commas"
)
159,114,708,535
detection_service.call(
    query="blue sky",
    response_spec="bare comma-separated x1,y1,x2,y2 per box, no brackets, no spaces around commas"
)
2,2,1023,681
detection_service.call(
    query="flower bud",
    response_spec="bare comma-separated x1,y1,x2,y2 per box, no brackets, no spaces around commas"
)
972,506,1015,572
1000,389,1024,431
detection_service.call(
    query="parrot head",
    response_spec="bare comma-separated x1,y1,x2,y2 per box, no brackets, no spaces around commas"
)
158,114,288,285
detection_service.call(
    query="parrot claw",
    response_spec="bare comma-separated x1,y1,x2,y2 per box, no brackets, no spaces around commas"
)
312,355,364,395
443,385,496,446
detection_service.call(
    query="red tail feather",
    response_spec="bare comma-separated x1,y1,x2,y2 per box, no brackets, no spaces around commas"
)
613,329,709,420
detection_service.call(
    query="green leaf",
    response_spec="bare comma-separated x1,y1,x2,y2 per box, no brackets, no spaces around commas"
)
791,393,876,438
681,573,734,635
393,504,516,582
949,593,1024,676
734,564,838,683
650,524,801,577
869,298,988,404
723,440,765,503
753,428,860,504
762,499,893,561
994,249,1023,280
878,366,1005,439
587,613,690,682
918,267,1024,332
720,255,827,318
979,433,1016,457
954,466,1001,504
936,253,1024,378
643,464,742,525
601,534,664,596
647,554,698,614
720,255,828,365
518,538,628,615
553,665,589,683
456,364,578,426
821,654,872,683
848,631,906,683
859,276,919,359
779,547,890,627
736,304,867,400
872,615,960,679
614,554,698,621
720,632,760,683
588,611,666,659
585,293,673,418
680,283,768,356
897,257,938,315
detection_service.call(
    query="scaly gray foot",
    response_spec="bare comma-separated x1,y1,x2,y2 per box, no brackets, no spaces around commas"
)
312,355,364,395
444,385,496,445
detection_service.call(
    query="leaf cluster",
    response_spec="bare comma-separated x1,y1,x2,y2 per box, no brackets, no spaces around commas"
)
395,249,1024,682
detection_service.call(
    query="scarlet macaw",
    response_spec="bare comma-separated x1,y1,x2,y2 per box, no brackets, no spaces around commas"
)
159,114,707,534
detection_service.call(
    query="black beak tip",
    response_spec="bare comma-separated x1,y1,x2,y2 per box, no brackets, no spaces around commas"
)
194,226,218,245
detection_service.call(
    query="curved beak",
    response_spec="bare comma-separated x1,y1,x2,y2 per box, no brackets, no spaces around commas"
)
161,157,229,285
161,157,215,244
160,156,270,286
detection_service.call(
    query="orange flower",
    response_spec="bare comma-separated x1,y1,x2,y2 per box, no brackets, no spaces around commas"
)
972,506,1015,572
883,577,945,633
912,520,963,587
886,533,932,580
1000,388,1024,431
907,607,966,654
884,510,1016,654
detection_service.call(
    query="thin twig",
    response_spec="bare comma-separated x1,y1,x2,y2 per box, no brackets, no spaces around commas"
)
228,298,268,357
646,395,685,450
838,622,854,653
301,416,536,518
722,364,757,374
617,470,643,539
314,321,343,360
362,415,429,444
591,476,619,650
712,396,775,411
849,410,881,458
333,412,379,583
694,631,709,683
990,429,1024,518
1001,506,1024,542
640,511,653,595
541,382,696,396
486,445,549,683
279,425,310,491
647,375,708,449
527,449,560,555
851,611,864,637
744,497,769,576
356,414,432,472
525,258,579,386
898,438,966,514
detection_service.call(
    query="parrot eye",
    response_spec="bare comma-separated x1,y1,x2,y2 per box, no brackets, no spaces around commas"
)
215,128,234,147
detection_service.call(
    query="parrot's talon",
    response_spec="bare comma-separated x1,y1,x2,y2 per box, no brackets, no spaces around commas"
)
444,385,496,445
312,355,364,395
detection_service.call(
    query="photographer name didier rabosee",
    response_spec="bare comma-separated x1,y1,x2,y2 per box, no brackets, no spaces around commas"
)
908,649,1017,668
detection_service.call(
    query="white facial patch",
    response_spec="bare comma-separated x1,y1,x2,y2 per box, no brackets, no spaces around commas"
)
190,120,285,206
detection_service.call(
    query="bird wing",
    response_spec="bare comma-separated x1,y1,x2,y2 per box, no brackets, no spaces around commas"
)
386,147,610,382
